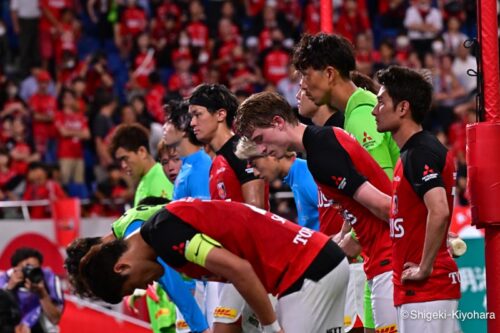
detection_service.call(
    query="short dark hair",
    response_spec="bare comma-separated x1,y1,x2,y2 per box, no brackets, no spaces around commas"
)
10,248,43,267
165,99,203,146
0,289,21,333
188,84,239,127
65,237,102,298
109,123,150,157
376,66,433,124
235,91,297,138
293,33,356,79
79,240,128,304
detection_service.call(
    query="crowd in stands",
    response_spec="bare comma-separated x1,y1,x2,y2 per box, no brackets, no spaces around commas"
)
0,0,479,218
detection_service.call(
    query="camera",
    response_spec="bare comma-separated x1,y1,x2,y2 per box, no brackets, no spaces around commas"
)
22,265,44,284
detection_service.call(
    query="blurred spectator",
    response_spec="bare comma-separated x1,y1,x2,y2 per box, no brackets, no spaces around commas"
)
303,0,321,34
0,81,29,120
373,39,398,73
91,163,132,217
28,70,57,160
129,33,156,92
54,89,90,186
452,43,477,95
22,162,66,219
185,1,209,50
84,52,114,101
20,68,56,103
277,64,300,109
354,33,377,76
87,0,115,45
39,0,74,69
10,0,41,78
168,47,200,98
92,93,116,181
261,28,289,86
70,77,88,114
7,116,40,177
0,247,64,333
0,148,23,202
442,16,468,55
378,0,407,32
114,0,148,57
0,288,21,333
56,51,86,94
404,0,443,57
54,8,80,66
228,45,262,94
145,72,166,124
336,0,372,43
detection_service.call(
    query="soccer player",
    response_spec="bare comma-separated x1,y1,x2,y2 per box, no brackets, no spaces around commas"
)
188,84,268,332
372,66,461,332
235,137,319,231
292,33,399,179
235,91,397,332
68,199,349,333
110,125,208,333
110,123,173,206
162,99,212,200
66,198,210,333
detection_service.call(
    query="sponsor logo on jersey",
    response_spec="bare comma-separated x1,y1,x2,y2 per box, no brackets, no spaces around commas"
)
326,327,342,333
155,308,171,319
172,242,186,255
331,176,347,190
217,181,227,199
245,162,254,174
362,131,376,149
215,167,226,175
375,324,398,333
391,194,398,215
318,189,335,208
213,307,238,319
422,164,438,182
449,271,461,284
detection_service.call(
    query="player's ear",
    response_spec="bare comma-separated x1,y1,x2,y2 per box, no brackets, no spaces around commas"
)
113,261,131,275
272,116,285,130
216,108,227,123
398,101,410,117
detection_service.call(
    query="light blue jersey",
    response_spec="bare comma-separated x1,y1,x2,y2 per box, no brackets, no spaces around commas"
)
173,149,212,200
283,158,320,231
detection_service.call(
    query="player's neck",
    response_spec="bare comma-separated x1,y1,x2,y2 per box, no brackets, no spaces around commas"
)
392,122,423,149
141,156,157,177
209,127,233,152
178,138,201,157
311,106,334,126
288,123,307,153
329,80,357,112
278,157,294,178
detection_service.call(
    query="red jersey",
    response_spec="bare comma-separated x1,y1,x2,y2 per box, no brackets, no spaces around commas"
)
263,49,290,86
29,93,57,140
168,71,200,98
54,111,88,158
145,84,166,123
40,0,73,32
0,169,17,189
141,199,334,295
133,50,156,89
10,142,33,175
304,2,321,34
23,180,66,219
120,7,147,37
186,21,209,49
317,188,345,236
390,131,461,306
55,22,79,62
303,126,393,279
209,135,269,209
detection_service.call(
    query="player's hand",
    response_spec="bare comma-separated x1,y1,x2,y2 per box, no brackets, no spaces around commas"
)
401,262,432,283
16,323,30,333
25,279,48,298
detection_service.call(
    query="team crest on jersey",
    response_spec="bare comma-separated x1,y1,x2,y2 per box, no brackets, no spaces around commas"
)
217,181,227,199
172,242,186,255
331,176,347,190
422,164,438,182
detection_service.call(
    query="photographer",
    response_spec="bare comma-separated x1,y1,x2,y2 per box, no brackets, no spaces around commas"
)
0,248,64,333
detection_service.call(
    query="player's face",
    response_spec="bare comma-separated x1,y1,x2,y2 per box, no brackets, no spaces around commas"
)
118,258,164,298
115,147,145,182
296,87,318,119
250,126,289,159
189,105,219,144
162,121,184,146
160,150,182,183
300,67,330,106
251,156,280,181
372,86,400,133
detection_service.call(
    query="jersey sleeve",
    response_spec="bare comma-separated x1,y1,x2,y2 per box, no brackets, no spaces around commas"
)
403,148,445,198
303,126,367,197
227,151,259,185
140,209,199,268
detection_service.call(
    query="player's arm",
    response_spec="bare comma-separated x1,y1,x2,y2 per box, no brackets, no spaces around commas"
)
402,187,450,282
353,182,391,222
186,234,280,330
241,178,267,209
